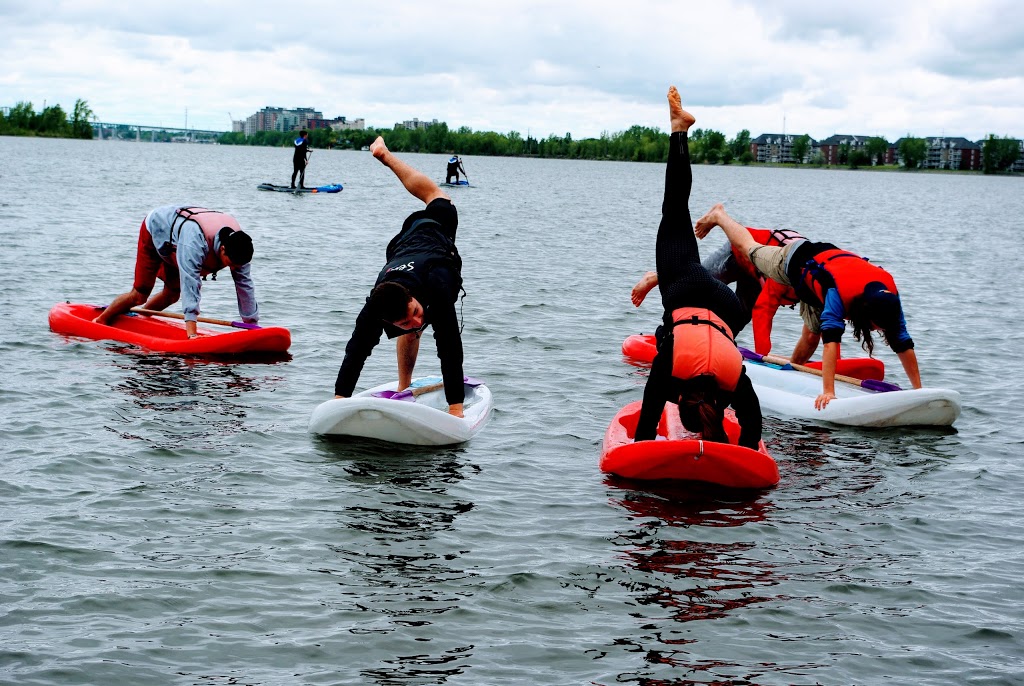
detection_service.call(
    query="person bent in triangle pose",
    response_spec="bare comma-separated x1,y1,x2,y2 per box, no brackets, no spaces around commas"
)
334,137,467,417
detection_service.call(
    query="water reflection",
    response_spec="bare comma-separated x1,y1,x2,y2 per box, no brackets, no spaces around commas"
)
315,440,479,683
107,350,283,450
605,481,785,684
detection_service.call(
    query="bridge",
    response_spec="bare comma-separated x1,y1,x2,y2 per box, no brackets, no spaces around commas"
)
91,121,228,142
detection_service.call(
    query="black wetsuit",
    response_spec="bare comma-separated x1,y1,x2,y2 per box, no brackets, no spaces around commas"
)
291,137,309,188
634,131,762,449
446,159,464,184
334,198,465,405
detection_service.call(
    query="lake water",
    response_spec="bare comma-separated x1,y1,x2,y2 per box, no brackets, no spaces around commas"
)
2,136,1023,685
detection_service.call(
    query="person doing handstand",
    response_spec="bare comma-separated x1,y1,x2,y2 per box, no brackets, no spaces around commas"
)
631,225,804,355
634,87,762,449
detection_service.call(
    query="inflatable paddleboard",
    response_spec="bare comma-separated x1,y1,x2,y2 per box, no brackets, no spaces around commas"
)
743,358,961,427
601,400,779,488
257,182,343,194
441,180,469,187
48,302,291,355
621,334,885,380
308,376,493,445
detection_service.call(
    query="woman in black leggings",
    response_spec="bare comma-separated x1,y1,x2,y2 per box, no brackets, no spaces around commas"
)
634,87,762,450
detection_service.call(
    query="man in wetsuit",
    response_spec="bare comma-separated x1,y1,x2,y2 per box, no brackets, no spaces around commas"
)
445,155,467,184
291,129,310,189
334,137,466,417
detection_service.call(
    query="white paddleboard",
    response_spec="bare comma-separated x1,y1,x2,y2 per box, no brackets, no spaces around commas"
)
743,360,961,427
308,376,494,445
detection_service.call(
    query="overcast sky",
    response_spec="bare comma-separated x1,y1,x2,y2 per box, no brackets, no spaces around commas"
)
2,0,1022,141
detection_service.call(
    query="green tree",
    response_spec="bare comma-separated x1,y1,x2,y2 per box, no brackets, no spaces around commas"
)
7,101,36,131
982,135,1021,174
729,129,751,159
848,149,872,169
790,135,811,165
71,99,94,139
837,142,851,165
865,136,890,166
898,136,928,169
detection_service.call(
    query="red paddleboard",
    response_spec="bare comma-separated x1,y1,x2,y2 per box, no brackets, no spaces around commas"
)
621,334,884,381
48,302,290,356
600,400,779,489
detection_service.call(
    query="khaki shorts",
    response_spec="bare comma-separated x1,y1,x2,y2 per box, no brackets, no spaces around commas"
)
749,243,822,335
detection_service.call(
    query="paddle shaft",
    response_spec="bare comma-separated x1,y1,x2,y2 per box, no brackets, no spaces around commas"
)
406,381,445,397
131,307,257,329
761,353,877,388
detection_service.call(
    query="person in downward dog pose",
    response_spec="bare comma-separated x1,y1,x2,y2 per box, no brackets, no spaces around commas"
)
695,203,921,410
631,225,805,355
94,205,258,338
634,87,762,449
334,137,466,417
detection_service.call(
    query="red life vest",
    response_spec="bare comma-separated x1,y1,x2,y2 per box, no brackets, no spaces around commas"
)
669,307,742,391
171,207,242,275
798,248,898,311
731,227,805,279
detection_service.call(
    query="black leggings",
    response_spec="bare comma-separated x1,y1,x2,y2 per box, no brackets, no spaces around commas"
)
655,132,748,335
291,159,306,188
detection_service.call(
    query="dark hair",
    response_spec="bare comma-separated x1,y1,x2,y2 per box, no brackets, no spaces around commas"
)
299,129,308,136
219,228,254,265
848,296,901,356
677,376,729,443
368,281,412,323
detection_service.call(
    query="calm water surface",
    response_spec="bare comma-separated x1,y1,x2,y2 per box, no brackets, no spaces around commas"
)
1,137,1023,685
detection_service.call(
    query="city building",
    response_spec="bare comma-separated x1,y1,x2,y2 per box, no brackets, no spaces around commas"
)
397,118,439,130
817,134,870,165
750,133,816,164
243,106,323,136
890,136,982,170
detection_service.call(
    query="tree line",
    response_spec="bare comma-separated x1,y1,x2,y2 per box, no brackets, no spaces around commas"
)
0,100,94,139
218,123,1021,173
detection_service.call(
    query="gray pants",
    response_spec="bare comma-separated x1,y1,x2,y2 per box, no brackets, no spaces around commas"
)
748,239,823,334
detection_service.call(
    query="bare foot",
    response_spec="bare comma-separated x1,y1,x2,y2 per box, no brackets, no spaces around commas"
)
694,203,725,239
668,86,696,133
631,271,659,307
369,136,389,161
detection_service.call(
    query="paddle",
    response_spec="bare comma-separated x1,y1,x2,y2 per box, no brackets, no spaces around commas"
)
373,376,484,401
129,307,262,330
739,347,901,392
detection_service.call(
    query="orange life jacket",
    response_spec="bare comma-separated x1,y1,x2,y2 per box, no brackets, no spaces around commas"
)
798,248,898,311
669,307,742,391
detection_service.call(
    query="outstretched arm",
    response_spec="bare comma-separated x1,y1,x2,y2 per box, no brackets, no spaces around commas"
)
897,348,922,389
370,136,449,205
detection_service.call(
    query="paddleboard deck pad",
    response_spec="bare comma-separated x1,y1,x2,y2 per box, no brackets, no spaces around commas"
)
308,376,493,445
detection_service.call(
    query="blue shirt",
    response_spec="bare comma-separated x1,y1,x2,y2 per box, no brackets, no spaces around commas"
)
145,205,259,324
819,288,911,349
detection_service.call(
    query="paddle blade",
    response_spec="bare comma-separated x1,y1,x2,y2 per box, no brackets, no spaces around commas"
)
862,379,902,393
372,389,415,401
739,347,763,362
231,321,262,330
